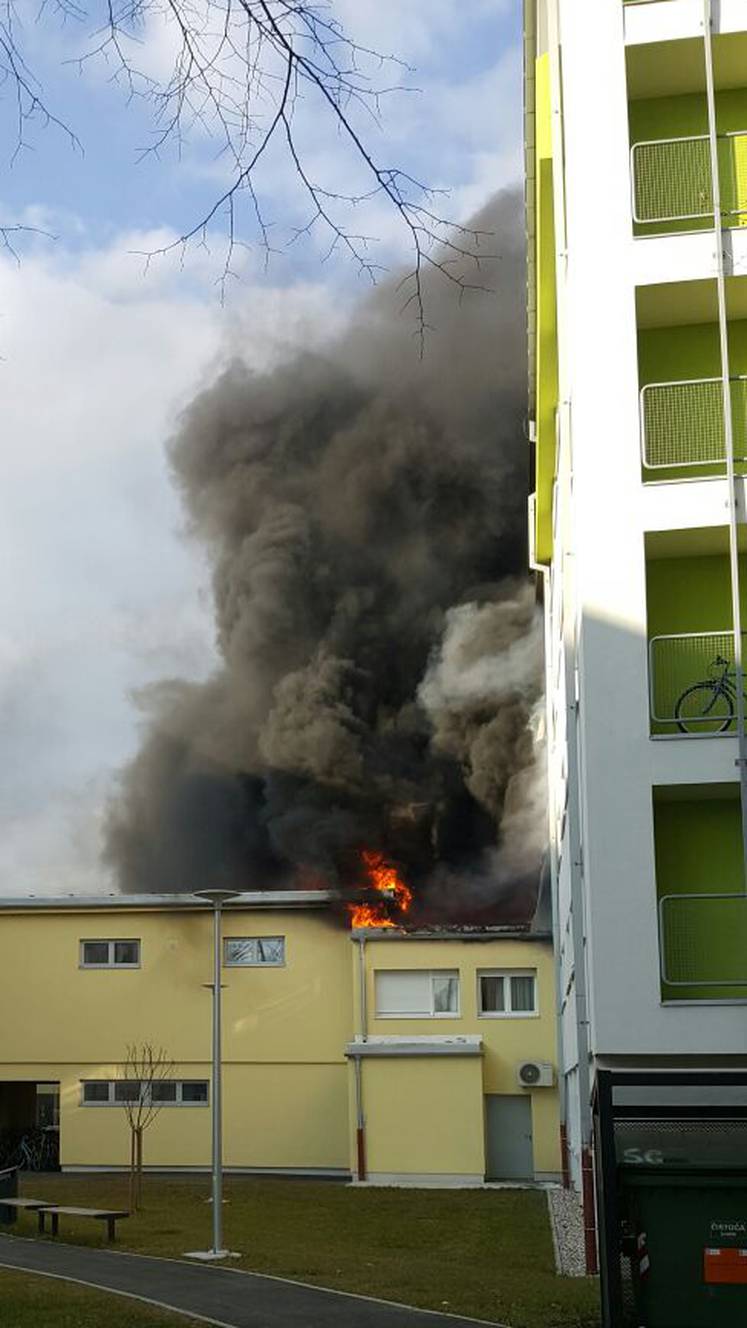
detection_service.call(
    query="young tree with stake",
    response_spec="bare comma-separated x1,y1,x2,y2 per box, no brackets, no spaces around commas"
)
121,1043,175,1212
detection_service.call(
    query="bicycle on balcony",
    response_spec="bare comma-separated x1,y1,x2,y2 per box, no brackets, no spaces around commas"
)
675,655,745,733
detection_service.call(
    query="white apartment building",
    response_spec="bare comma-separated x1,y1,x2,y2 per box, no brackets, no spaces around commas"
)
526,3,747,1323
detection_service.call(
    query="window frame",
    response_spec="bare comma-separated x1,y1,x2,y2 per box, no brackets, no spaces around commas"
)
79,939,141,970
80,1080,209,1107
223,935,286,968
374,968,461,1019
477,969,539,1019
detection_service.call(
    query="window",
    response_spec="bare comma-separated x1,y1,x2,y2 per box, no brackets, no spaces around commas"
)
114,1080,142,1104
80,939,140,969
81,1080,209,1106
478,970,538,1017
82,1081,110,1104
180,1081,209,1104
150,1082,178,1104
374,970,460,1018
224,936,285,967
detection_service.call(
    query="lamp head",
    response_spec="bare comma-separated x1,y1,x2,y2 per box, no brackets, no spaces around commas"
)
194,889,242,905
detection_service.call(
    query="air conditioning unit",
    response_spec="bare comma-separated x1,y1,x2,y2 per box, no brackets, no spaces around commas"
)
517,1060,555,1088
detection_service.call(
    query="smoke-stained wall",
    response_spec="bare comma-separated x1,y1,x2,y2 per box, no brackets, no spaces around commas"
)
105,190,544,919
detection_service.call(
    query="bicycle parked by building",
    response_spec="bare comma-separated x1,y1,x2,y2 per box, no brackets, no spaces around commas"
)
675,653,746,733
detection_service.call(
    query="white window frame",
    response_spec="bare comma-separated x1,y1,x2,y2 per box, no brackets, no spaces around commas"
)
374,969,461,1019
223,936,286,968
79,939,141,969
477,969,538,1018
80,1079,209,1107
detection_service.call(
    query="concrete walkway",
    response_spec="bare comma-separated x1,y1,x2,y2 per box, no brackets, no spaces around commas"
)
0,1234,498,1328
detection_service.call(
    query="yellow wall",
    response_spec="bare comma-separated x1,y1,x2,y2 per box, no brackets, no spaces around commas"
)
0,905,352,1172
352,937,560,1179
0,907,351,1065
12,1062,350,1171
0,907,560,1181
362,1057,486,1181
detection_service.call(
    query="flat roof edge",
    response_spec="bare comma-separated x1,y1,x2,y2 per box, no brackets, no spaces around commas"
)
350,927,552,942
0,891,333,912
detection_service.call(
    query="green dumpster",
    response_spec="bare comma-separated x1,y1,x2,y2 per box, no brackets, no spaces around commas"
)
619,1170,747,1328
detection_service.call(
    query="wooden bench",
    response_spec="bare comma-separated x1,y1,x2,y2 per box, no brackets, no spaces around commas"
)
0,1197,48,1221
37,1205,130,1243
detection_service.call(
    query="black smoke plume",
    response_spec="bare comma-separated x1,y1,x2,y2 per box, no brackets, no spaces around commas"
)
105,190,545,921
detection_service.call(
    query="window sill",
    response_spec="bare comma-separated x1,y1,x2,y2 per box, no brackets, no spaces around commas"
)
478,1011,540,1019
374,1012,461,1020
78,965,141,971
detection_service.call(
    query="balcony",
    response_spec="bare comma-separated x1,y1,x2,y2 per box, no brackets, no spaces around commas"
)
640,375,747,473
632,131,747,234
659,892,747,991
654,786,746,1001
649,631,742,734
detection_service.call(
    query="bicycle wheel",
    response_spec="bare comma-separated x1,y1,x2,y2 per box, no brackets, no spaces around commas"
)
675,683,734,734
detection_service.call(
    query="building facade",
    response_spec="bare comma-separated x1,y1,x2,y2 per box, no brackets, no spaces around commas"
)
0,894,560,1186
526,0,747,1320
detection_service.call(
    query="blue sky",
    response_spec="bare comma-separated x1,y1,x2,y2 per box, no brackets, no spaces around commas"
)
0,1,522,894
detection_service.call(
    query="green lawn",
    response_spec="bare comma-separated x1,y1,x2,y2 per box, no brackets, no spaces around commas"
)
5,1173,601,1327
0,1269,190,1328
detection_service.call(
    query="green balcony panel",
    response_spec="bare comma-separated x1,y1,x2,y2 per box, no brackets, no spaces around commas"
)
654,793,746,1002
641,378,747,470
638,319,747,481
647,552,747,735
649,630,743,734
633,135,713,225
629,88,747,236
660,894,747,987
633,135,747,228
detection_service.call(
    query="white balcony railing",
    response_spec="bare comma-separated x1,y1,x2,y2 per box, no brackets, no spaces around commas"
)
640,376,747,470
632,131,747,226
649,631,744,733
659,893,747,987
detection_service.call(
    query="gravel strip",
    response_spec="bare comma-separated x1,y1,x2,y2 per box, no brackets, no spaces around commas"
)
547,1187,588,1278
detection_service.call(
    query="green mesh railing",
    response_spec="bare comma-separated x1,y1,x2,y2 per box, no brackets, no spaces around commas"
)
660,894,747,986
632,132,747,225
641,377,747,469
648,630,744,732
633,136,712,223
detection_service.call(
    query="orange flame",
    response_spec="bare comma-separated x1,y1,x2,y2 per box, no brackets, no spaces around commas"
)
348,849,413,929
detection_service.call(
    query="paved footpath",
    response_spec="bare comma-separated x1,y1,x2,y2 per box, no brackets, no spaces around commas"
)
0,1234,498,1328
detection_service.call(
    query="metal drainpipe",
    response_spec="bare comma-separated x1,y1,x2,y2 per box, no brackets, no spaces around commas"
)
703,0,747,877
354,936,368,1182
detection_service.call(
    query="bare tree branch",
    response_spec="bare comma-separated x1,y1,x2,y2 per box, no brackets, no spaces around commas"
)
0,0,492,341
122,1041,176,1210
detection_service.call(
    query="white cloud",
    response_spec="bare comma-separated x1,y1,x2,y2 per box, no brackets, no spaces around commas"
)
332,0,509,61
0,1,521,896
0,236,345,895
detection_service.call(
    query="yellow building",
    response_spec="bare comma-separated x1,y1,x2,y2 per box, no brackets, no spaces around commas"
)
0,892,560,1185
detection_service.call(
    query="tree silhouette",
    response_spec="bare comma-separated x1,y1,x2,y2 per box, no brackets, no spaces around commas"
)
0,0,489,340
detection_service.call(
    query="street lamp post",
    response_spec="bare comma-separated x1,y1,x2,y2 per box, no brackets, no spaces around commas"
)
185,888,241,1261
